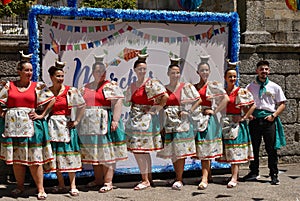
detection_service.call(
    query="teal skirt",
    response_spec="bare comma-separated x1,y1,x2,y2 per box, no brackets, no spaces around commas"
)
44,127,82,172
126,114,163,153
218,120,254,164
157,123,196,162
0,118,54,166
194,115,223,159
79,109,127,164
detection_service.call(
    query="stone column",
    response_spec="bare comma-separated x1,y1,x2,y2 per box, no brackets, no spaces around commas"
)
242,0,272,44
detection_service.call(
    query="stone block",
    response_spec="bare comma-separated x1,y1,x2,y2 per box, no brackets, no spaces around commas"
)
294,20,300,31
298,101,300,124
278,20,293,32
0,60,18,76
274,32,287,43
265,19,278,33
281,124,300,156
265,9,274,19
285,75,300,99
239,53,263,74
264,53,300,74
268,74,285,90
239,74,256,88
246,0,266,31
287,32,300,43
280,99,298,124
242,31,273,44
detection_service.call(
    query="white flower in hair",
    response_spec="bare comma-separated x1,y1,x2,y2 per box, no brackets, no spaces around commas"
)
19,50,33,62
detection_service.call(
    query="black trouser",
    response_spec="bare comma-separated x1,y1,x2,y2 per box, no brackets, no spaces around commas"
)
249,118,278,176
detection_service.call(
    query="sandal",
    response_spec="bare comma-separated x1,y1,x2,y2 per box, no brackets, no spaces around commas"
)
11,188,24,197
227,180,237,188
134,183,151,190
69,188,79,196
51,186,68,194
37,192,47,200
172,181,183,190
99,183,113,193
198,181,208,190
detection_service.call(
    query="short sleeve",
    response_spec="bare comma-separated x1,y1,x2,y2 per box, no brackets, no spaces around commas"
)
103,81,124,100
35,82,55,106
275,85,286,103
67,87,86,108
206,81,226,99
181,83,200,103
235,88,254,108
0,81,10,105
145,78,166,100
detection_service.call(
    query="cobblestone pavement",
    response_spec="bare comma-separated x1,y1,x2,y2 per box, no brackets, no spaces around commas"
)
0,163,299,201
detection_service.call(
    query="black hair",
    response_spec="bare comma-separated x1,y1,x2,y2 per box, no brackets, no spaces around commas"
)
256,60,269,68
48,66,64,76
133,60,146,69
17,60,31,71
197,62,210,72
224,67,237,77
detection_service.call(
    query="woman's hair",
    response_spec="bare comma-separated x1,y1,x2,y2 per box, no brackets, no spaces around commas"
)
48,61,65,76
133,59,146,69
17,60,31,71
48,66,63,76
197,62,210,72
224,67,236,77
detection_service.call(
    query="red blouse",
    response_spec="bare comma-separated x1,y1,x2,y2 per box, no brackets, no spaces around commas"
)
226,87,241,115
165,83,185,106
7,81,37,108
130,81,154,105
51,86,71,115
83,81,111,107
197,84,212,107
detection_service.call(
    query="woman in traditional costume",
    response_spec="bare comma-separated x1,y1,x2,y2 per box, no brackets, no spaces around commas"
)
193,55,229,190
157,57,201,190
125,52,169,190
218,63,255,188
0,51,55,200
45,61,85,196
79,55,127,193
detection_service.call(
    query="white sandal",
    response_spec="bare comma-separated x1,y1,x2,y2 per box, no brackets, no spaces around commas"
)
172,181,183,190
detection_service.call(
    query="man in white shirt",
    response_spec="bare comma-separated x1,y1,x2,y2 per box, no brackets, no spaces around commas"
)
243,60,286,185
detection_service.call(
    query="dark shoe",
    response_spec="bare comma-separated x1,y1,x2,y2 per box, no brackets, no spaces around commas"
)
242,172,260,181
270,175,280,185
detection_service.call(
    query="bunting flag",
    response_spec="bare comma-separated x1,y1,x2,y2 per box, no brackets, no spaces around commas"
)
45,17,115,33
1,0,13,5
108,58,121,66
44,23,227,54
